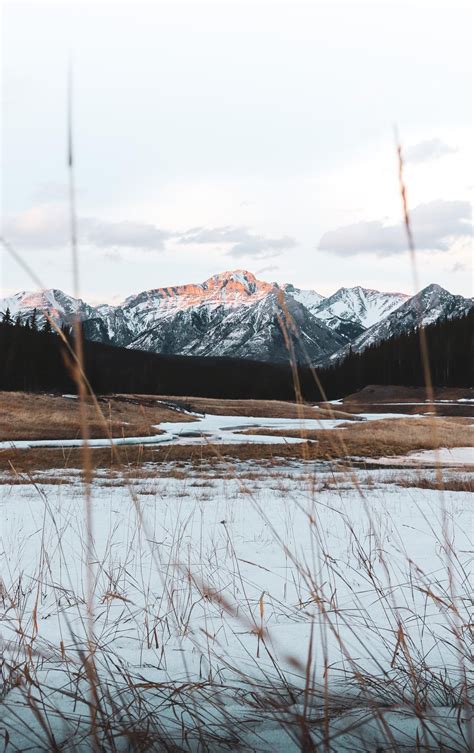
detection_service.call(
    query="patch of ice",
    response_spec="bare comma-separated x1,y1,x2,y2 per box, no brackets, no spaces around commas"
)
0,433,174,450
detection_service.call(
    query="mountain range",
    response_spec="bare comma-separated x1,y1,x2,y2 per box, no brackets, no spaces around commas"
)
1,270,472,366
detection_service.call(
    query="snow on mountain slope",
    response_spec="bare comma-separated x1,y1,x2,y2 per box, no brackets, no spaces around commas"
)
327,284,474,362
311,286,409,340
0,289,96,326
281,284,325,315
82,270,275,344
128,289,346,363
123,270,274,314
0,271,345,363
2,273,470,366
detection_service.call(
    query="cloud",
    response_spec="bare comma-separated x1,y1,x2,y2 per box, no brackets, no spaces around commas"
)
4,208,294,259
3,203,170,251
3,204,69,247
318,200,472,257
451,260,469,273
83,218,169,250
257,264,279,275
404,138,457,164
178,225,297,258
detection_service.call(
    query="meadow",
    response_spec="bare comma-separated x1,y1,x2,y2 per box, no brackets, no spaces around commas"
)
0,390,472,751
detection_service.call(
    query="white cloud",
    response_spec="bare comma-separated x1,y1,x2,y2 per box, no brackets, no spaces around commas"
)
257,264,279,275
318,199,472,257
4,204,69,247
3,207,295,260
3,203,170,251
178,226,297,258
404,138,457,164
84,218,169,250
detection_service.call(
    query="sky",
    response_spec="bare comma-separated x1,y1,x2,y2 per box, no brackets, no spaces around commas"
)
1,0,472,304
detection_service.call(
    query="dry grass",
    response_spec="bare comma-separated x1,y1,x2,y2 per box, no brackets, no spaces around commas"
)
390,474,474,492
1,444,472,750
0,442,307,477
342,385,474,403
0,391,358,444
0,391,193,441
1,97,470,750
341,402,474,417
146,394,356,420
1,397,472,751
238,416,473,458
334,385,474,417
2,416,472,477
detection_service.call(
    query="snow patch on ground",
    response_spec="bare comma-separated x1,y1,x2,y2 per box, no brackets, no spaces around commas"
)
372,446,474,467
0,411,420,450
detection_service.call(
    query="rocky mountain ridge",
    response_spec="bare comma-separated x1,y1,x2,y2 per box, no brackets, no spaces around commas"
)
1,270,472,365
327,283,474,363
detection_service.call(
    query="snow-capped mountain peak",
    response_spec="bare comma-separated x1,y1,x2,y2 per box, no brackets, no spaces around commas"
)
121,269,275,314
0,288,96,323
281,283,326,314
316,286,409,327
203,269,264,294
306,285,409,341
327,283,473,362
1,272,471,366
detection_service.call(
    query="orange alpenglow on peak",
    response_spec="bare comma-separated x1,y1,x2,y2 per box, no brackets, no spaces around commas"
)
135,270,276,311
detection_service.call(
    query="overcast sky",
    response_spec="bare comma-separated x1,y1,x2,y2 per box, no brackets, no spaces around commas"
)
1,0,472,303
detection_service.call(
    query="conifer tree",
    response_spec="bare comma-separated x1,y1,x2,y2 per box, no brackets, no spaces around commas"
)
30,308,38,331
42,317,53,334
2,307,13,325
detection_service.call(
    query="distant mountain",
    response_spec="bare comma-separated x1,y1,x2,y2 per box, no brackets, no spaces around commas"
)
1,303,471,399
123,289,347,363
281,283,325,315
311,286,409,341
0,271,345,364
0,288,97,325
90,270,276,347
328,283,474,362
1,272,471,366
85,270,346,363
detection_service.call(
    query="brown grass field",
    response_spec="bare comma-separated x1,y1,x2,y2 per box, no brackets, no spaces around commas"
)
0,391,193,440
0,390,357,442
1,389,472,751
389,473,474,492
1,412,472,478
2,389,471,446
337,385,474,417
146,394,356,419
340,384,473,402
239,416,473,456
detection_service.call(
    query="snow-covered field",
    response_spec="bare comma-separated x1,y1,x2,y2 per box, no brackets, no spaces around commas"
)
0,458,472,751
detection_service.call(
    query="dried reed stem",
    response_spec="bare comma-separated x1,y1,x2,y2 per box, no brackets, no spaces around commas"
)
67,62,99,751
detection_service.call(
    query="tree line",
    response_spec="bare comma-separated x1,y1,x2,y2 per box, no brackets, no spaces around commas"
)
319,309,473,396
0,306,472,400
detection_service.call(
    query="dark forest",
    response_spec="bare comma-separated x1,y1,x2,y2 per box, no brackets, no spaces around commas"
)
0,308,472,401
